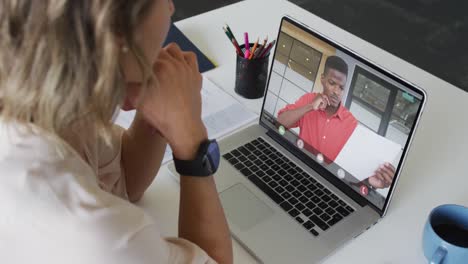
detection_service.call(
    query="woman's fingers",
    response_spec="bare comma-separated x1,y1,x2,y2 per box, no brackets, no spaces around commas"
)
164,43,185,62
183,51,199,71
139,43,205,155
182,52,202,92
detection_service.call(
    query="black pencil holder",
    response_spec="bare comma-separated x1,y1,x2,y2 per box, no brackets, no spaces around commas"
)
235,44,270,99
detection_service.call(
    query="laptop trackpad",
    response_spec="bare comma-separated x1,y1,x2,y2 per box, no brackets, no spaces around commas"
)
220,184,274,231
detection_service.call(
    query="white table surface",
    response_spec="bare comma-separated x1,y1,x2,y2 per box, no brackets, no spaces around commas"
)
137,0,468,263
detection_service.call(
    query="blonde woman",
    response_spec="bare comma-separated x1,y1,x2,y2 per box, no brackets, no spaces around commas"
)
0,1,232,263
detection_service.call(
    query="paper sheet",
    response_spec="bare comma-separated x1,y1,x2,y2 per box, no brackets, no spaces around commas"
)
113,77,258,164
334,124,402,181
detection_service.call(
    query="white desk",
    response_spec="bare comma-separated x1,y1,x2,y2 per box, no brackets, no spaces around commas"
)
137,0,468,263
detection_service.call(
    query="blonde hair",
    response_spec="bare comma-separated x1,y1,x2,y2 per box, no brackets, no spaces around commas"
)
0,0,154,150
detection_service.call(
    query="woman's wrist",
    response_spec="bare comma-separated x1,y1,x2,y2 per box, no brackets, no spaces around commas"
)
129,112,164,140
171,122,208,160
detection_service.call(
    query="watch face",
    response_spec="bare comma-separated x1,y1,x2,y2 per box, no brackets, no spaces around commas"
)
207,140,221,171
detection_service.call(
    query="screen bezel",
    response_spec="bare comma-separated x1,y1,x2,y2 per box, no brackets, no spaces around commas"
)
259,16,426,216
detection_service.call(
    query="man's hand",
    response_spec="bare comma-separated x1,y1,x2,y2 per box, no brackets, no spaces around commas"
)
309,93,330,111
367,163,395,189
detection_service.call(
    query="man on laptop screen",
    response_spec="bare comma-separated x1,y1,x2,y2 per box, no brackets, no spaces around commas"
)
277,56,395,190
262,19,424,207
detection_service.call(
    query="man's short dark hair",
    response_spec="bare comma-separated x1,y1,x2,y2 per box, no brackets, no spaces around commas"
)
324,56,348,76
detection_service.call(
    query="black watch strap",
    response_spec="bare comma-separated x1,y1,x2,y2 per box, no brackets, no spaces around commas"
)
173,139,219,177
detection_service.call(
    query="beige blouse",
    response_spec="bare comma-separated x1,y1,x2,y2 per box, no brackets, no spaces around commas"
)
0,119,216,264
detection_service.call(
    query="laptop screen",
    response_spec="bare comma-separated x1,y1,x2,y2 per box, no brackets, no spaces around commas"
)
260,17,425,211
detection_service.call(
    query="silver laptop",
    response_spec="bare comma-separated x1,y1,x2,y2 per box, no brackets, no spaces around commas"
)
170,16,426,263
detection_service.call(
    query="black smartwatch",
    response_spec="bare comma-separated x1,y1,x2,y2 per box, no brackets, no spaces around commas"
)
173,139,220,177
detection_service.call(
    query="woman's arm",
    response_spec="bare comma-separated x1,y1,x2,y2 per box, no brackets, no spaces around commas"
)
172,126,233,264
121,111,167,202
126,44,233,262
179,175,233,264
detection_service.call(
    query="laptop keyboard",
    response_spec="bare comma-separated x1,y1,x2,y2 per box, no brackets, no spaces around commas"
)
222,137,355,237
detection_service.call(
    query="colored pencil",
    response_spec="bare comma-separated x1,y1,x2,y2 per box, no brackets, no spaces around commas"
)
222,26,243,56
224,24,244,56
248,38,259,60
253,36,268,59
224,24,236,41
244,32,250,59
259,39,276,58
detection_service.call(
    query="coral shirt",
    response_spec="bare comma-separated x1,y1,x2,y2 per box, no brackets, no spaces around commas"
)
278,93,358,162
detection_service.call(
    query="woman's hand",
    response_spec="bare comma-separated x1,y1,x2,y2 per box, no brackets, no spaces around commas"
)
129,43,207,160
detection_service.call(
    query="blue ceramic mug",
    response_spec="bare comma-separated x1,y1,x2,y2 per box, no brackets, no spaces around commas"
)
422,204,468,263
